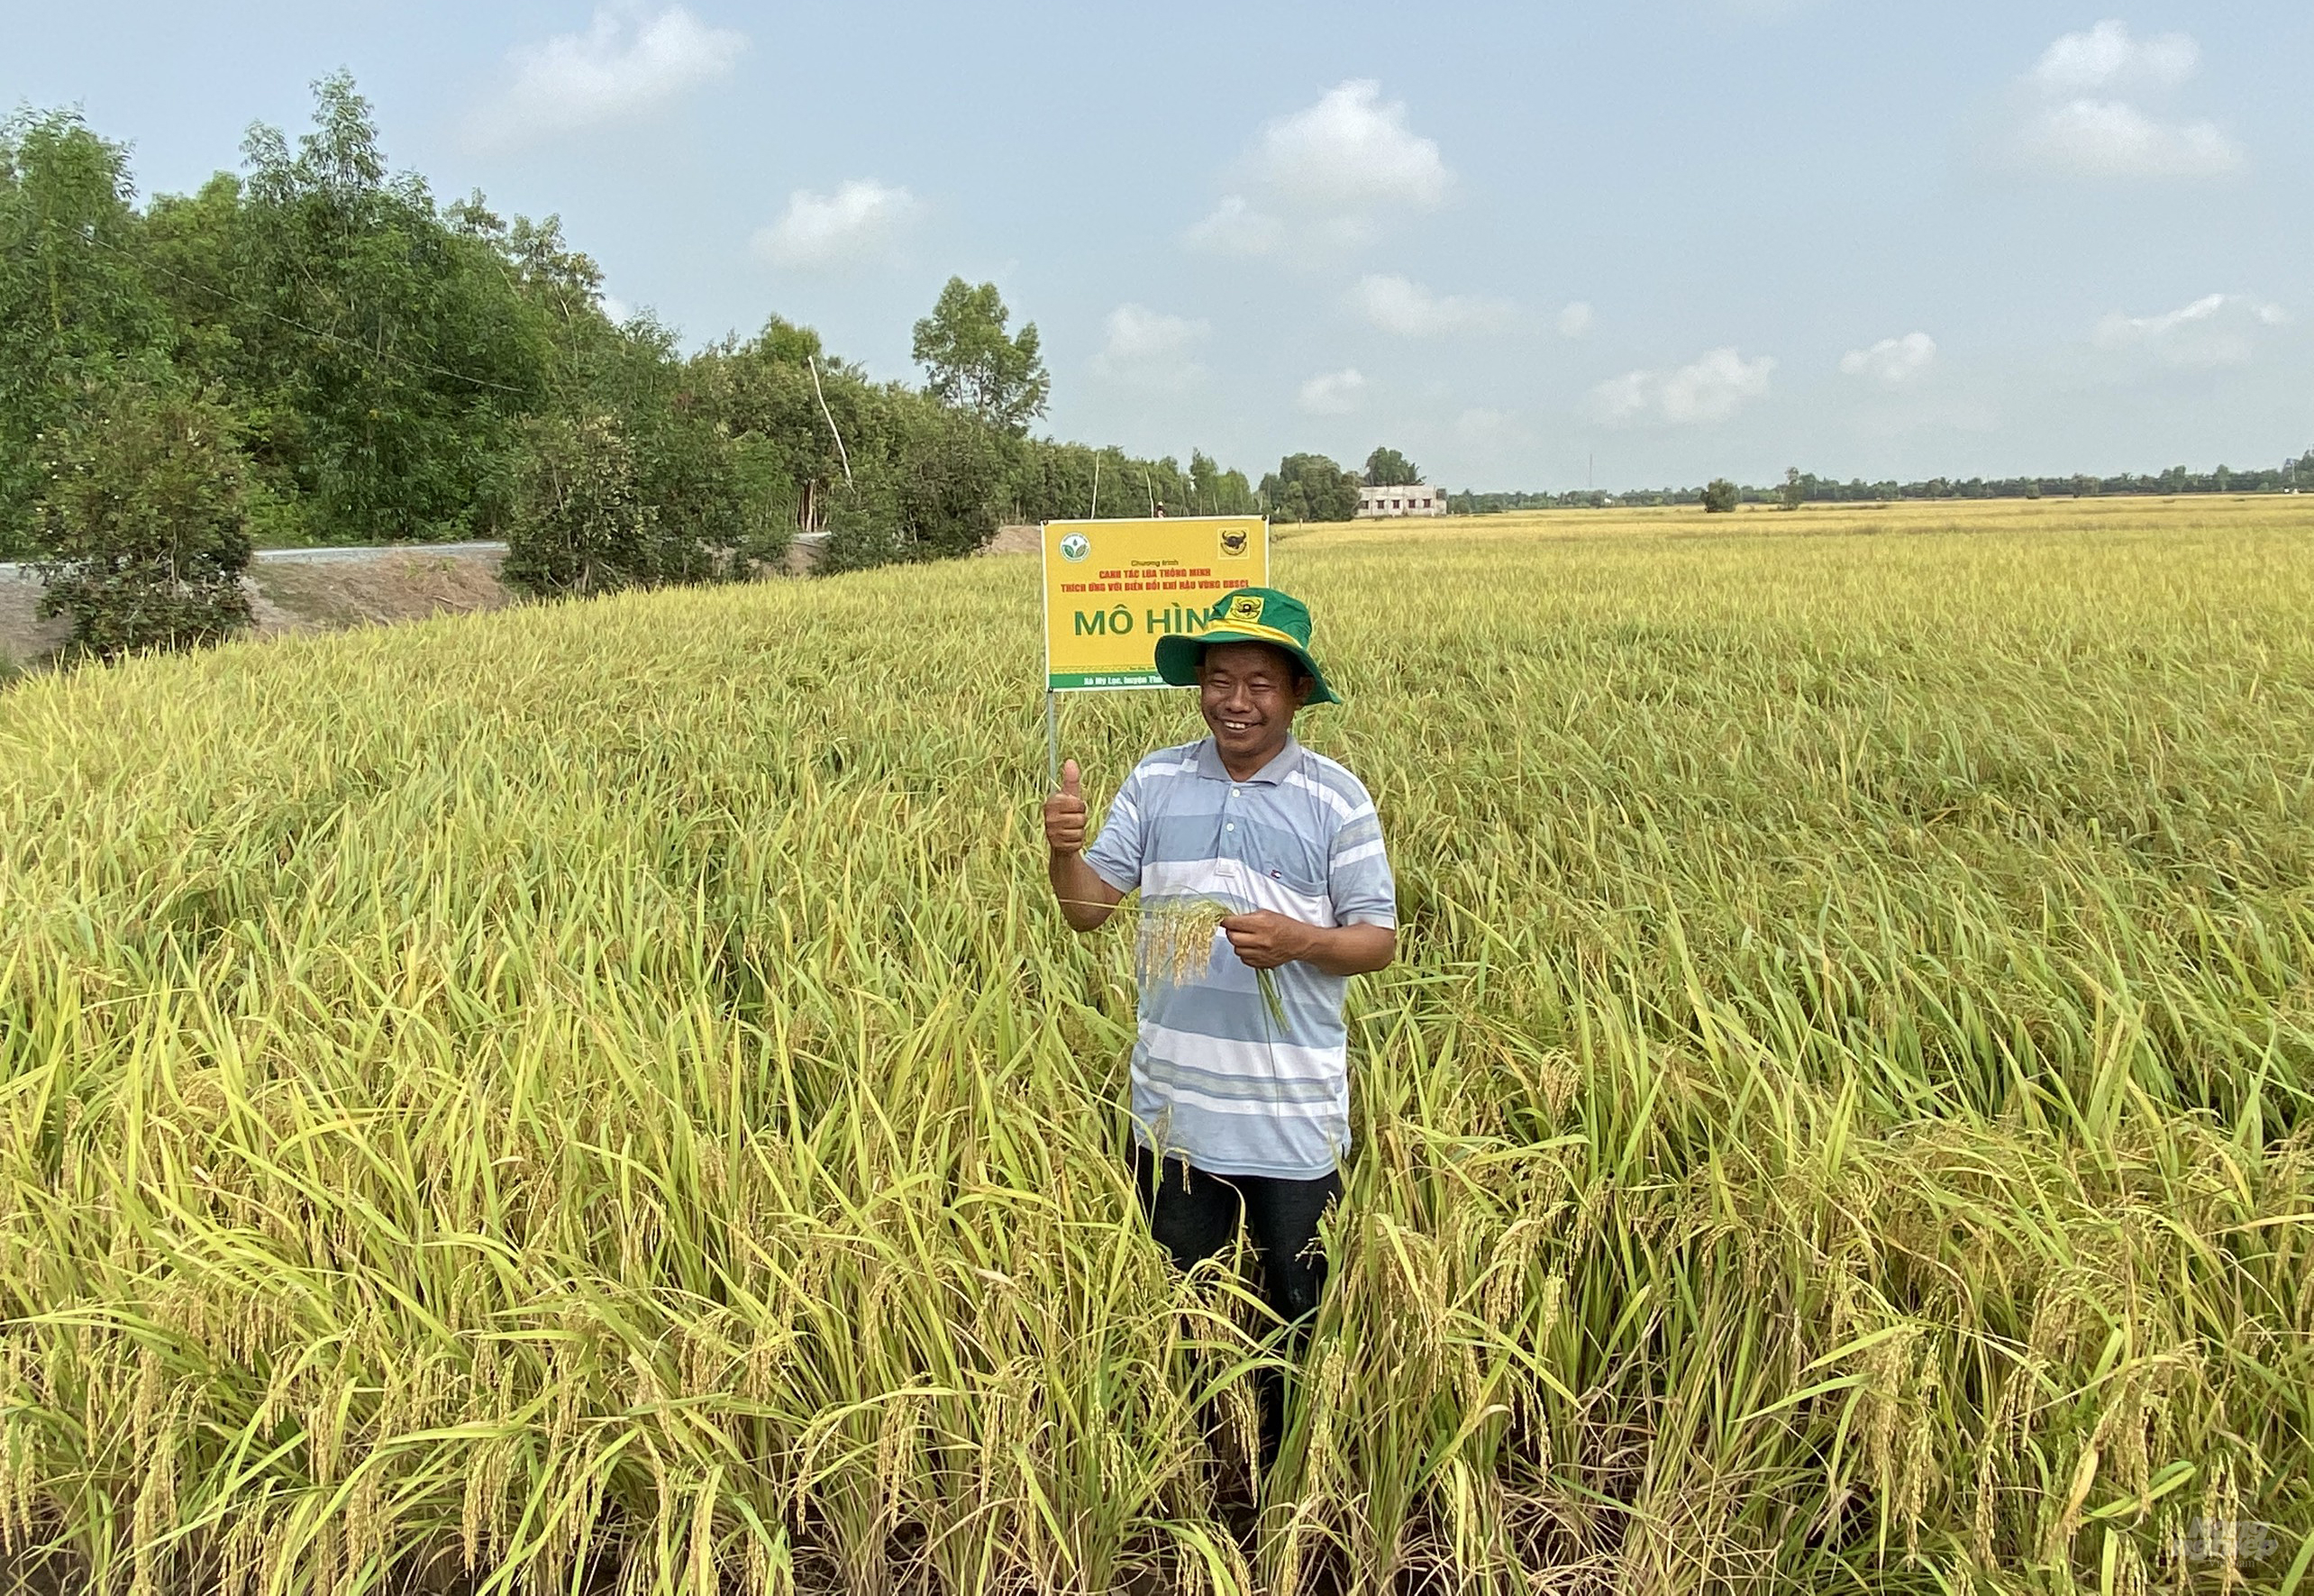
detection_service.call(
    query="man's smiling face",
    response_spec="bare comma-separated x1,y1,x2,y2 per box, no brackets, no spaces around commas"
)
1197,641,1310,770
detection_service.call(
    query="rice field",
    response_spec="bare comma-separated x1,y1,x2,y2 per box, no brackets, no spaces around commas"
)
2,496,2310,1593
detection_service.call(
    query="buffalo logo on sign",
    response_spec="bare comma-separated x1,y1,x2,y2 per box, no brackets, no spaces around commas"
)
1218,526,1251,558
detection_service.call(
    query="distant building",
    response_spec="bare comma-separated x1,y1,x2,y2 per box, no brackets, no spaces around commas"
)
1353,483,1446,518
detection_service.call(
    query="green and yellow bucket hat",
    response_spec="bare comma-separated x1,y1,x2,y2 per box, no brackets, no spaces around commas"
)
1153,586,1340,706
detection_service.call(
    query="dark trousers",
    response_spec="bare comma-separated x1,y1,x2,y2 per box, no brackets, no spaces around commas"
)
1131,1144,1342,1464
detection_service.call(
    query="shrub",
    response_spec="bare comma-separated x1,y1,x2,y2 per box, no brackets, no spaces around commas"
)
1702,477,1740,513
33,378,254,657
812,400,1006,575
504,409,795,597
502,413,659,597
812,479,906,575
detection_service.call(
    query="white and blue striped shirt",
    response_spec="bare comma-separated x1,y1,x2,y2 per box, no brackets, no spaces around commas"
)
1084,736,1397,1179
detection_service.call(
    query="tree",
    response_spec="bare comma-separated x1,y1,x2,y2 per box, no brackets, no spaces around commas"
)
697,316,1009,572
811,397,1006,573
33,378,253,656
1259,453,1360,523
1189,449,1255,514
501,413,656,597
1364,446,1420,487
3,87,1267,606
910,278,1049,435
811,415,1007,575
993,440,1199,527
1780,467,1804,511
175,73,554,543
1702,478,1739,513
560,315,789,580
0,110,176,555
883,399,1009,561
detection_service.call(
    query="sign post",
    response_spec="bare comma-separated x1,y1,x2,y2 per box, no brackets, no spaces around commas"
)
1039,515,1269,782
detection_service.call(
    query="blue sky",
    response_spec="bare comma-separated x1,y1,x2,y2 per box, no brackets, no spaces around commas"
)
6,1,2309,489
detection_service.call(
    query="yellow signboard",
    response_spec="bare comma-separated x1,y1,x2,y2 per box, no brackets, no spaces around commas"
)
1043,516,1268,690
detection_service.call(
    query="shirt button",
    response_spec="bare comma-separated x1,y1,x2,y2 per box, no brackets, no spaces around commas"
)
1225,823,1235,832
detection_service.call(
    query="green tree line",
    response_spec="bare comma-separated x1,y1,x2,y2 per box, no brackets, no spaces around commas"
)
0,78,1258,655
1451,455,2314,515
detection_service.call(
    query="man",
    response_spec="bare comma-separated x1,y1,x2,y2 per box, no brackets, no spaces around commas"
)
1042,586,1396,1449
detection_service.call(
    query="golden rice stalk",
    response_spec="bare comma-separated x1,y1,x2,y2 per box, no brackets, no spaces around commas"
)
1137,898,1229,991
688,1471,723,1596
1219,1373,1261,1478
1138,895,1289,1030
741,1521,794,1596
1300,1339,1347,1486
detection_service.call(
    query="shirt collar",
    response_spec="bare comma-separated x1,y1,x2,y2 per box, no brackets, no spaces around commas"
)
1194,735,1303,786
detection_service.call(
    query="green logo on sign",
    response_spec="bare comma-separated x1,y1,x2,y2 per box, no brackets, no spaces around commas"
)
1060,533,1090,562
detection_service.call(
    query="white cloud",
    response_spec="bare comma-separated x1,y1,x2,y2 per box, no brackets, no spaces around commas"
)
1184,196,1288,259
1092,304,1210,389
2030,20,2199,95
484,5,745,141
1556,301,1595,338
2014,100,2241,179
1840,332,1937,386
1298,369,1368,415
1590,371,1654,425
1590,348,1775,426
1661,349,1775,423
1188,79,1450,259
2004,22,2241,180
2093,293,2288,368
1350,274,1510,336
752,180,918,269
1251,80,1451,210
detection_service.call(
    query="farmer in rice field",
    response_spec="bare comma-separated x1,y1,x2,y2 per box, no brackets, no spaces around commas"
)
1042,586,1397,1458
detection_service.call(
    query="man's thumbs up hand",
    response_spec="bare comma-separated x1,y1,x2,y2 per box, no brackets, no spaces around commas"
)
1043,758,1089,855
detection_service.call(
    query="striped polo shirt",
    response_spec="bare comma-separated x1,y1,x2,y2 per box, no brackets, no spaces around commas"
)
1083,736,1397,1179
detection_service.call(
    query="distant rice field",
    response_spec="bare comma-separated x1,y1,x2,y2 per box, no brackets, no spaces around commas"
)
2,496,2309,1593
